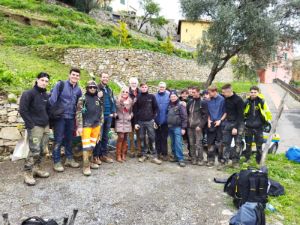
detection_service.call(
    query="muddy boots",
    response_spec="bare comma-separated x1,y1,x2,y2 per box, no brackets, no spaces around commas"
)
82,151,91,176
24,171,36,186
24,165,49,186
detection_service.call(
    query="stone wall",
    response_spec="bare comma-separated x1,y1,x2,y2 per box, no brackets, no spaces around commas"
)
0,98,23,160
63,48,233,83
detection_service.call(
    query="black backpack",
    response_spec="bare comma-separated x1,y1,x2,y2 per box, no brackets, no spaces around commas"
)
21,217,58,225
49,80,65,120
224,168,269,208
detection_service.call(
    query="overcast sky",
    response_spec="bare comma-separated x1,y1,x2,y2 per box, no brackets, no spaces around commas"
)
130,0,183,21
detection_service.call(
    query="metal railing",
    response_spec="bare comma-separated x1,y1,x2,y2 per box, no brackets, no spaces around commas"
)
273,78,300,101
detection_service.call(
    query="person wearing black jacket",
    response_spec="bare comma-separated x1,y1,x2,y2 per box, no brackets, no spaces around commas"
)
133,83,162,165
221,84,245,169
186,87,208,165
19,72,51,186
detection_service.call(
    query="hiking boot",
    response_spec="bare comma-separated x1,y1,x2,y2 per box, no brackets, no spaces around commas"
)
178,161,186,167
53,162,64,172
33,165,50,178
83,165,91,176
90,162,99,169
197,161,205,166
206,162,215,168
151,157,162,165
169,157,178,162
92,158,102,165
65,158,80,168
191,159,197,165
100,156,114,163
138,156,147,163
162,155,169,161
24,171,36,186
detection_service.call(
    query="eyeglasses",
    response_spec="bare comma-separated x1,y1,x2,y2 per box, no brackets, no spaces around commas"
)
88,86,97,89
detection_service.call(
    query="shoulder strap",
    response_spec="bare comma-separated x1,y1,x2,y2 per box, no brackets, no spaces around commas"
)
57,80,64,99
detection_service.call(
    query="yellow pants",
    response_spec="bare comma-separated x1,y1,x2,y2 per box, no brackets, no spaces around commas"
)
81,126,101,151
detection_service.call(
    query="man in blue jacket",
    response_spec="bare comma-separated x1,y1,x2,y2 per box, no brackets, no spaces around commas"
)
49,68,82,172
154,82,170,160
94,72,116,164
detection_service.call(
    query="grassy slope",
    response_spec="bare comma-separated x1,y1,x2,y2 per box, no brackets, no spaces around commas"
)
0,46,120,95
0,0,192,57
226,154,300,225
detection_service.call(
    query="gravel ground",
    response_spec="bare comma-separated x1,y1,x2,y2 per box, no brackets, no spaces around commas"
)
0,154,234,225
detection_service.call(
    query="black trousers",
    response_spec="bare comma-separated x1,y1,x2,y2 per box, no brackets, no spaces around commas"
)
155,124,169,156
244,126,264,163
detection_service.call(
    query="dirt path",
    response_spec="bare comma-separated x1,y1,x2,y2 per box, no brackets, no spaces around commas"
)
0,156,234,225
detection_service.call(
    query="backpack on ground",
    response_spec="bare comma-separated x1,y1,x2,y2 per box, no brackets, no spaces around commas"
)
268,179,285,197
230,202,266,225
224,168,269,208
21,217,58,225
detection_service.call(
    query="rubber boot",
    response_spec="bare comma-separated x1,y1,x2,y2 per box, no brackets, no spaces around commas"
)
82,151,91,176
121,141,128,162
116,139,123,163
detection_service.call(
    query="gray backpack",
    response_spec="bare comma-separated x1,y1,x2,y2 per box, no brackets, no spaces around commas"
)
230,202,265,225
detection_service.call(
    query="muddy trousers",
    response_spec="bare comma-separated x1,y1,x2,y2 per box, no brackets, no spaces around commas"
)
188,128,204,162
24,125,49,172
244,127,264,163
222,122,245,163
138,120,157,157
129,128,141,155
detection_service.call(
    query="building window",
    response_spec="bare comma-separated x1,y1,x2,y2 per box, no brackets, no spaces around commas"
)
120,0,125,5
284,52,288,60
186,29,188,33
272,66,276,72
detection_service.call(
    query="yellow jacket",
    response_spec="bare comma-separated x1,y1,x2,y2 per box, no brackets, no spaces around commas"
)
244,94,272,122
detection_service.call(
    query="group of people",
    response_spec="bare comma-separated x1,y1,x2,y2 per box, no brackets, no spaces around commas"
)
19,68,272,186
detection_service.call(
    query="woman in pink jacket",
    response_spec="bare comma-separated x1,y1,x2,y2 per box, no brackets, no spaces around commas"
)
115,87,133,162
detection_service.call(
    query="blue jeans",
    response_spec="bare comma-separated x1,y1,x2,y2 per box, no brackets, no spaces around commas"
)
169,127,184,162
94,115,112,157
52,118,74,163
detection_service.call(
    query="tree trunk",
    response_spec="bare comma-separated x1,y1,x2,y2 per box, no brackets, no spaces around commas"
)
204,62,219,88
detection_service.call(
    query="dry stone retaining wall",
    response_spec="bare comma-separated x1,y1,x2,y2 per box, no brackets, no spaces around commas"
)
63,48,233,83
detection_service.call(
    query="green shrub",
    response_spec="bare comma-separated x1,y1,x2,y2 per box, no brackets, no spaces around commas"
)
99,27,113,38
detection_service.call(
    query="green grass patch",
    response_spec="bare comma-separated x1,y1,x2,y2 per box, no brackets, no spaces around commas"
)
225,154,300,225
0,46,120,95
147,80,255,93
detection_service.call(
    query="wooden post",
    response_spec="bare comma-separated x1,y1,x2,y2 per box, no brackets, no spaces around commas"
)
260,91,288,167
